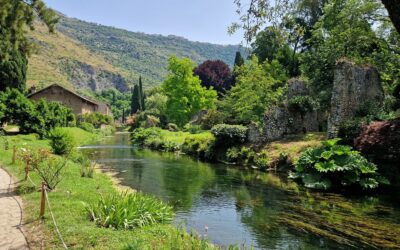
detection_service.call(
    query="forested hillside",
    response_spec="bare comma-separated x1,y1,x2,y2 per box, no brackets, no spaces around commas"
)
27,12,244,91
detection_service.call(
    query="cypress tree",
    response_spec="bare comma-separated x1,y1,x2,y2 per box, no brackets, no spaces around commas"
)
138,76,145,110
234,51,245,67
0,49,27,92
130,85,140,114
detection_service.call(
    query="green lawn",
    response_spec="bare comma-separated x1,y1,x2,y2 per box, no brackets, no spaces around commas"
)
0,128,215,250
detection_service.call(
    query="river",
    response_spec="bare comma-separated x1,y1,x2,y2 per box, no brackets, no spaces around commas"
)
79,133,400,249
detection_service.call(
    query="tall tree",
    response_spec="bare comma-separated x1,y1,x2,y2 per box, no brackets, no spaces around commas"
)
0,50,27,92
130,85,141,114
0,0,58,91
222,56,286,124
252,26,300,76
138,76,145,110
193,60,233,94
234,51,245,67
162,56,217,126
230,0,399,43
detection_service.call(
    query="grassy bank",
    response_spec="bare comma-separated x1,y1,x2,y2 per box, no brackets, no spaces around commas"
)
0,128,215,249
132,127,325,169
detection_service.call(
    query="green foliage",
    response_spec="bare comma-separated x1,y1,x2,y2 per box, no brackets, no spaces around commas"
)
49,128,76,155
183,124,202,134
131,84,141,114
19,148,68,190
96,88,131,121
0,88,45,136
78,122,95,133
35,156,69,190
131,127,162,146
182,133,215,160
0,0,58,58
291,139,389,190
211,124,248,146
222,56,286,124
86,191,174,230
35,99,76,128
78,112,113,128
234,51,245,67
0,49,27,92
301,0,396,110
226,146,262,166
252,26,300,77
200,109,225,130
145,90,168,116
338,119,365,146
124,226,215,250
162,56,217,126
288,95,318,116
76,154,95,178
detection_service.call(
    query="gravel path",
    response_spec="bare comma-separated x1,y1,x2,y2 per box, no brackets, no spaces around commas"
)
0,168,29,250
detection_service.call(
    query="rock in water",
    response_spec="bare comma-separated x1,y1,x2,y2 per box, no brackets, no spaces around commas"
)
327,60,384,138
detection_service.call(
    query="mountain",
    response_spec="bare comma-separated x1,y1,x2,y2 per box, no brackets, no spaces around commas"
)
27,12,245,92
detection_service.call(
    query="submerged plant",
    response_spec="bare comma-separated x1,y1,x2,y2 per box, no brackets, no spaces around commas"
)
290,138,389,190
85,191,174,230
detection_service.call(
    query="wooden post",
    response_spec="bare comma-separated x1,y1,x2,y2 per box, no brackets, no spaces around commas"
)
12,145,16,164
24,162,29,181
40,182,46,218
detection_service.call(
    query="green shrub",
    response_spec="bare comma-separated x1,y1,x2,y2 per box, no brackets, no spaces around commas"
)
183,123,202,134
338,119,365,146
254,151,270,169
85,191,174,230
182,133,215,160
34,156,69,190
290,139,389,190
226,147,240,162
131,127,161,145
78,122,95,133
211,124,248,146
78,112,113,128
49,128,76,155
200,109,225,129
225,146,256,165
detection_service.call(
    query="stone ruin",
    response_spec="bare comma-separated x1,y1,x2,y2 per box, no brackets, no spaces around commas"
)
262,60,384,142
263,78,319,141
327,60,384,138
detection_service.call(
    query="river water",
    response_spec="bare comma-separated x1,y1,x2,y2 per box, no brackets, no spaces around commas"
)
80,133,400,249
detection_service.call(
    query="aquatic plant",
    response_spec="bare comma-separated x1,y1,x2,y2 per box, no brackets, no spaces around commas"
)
85,191,174,230
290,138,388,190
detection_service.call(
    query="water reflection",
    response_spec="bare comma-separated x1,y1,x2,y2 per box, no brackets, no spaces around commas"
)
81,134,400,249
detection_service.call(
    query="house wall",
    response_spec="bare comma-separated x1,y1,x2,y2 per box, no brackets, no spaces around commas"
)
29,85,97,115
96,103,113,117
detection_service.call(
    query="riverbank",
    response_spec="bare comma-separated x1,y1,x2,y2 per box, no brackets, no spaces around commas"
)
86,133,400,249
0,128,215,249
131,127,325,170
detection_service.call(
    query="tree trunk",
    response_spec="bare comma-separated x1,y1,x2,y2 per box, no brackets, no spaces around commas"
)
381,0,400,34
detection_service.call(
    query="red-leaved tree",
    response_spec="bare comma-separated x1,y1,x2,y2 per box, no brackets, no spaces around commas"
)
193,60,233,94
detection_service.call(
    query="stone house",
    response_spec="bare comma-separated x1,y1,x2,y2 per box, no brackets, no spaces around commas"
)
28,84,112,116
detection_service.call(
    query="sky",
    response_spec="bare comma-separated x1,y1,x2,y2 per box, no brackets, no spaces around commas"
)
43,0,245,45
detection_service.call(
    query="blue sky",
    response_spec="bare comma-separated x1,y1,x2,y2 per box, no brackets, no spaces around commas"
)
43,0,245,45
